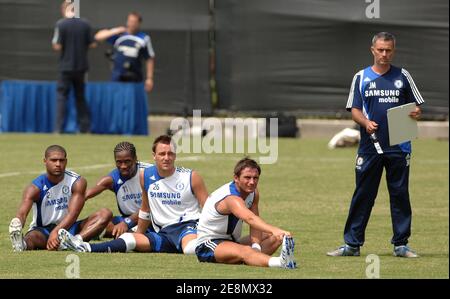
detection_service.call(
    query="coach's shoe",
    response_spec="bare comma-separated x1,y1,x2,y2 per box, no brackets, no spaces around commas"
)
280,235,297,269
393,245,419,258
326,244,360,256
9,218,25,252
58,229,90,252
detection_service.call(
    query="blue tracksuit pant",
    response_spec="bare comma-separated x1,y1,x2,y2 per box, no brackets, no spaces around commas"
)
344,152,412,247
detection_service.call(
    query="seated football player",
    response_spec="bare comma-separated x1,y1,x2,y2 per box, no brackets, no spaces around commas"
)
85,141,153,239
58,135,209,255
9,145,111,251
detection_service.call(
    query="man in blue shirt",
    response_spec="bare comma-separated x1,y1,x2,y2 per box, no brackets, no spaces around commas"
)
327,32,424,258
95,12,155,92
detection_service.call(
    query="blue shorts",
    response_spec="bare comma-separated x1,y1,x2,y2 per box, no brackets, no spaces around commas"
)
144,220,197,253
27,220,83,239
195,239,230,263
195,239,228,263
112,215,155,233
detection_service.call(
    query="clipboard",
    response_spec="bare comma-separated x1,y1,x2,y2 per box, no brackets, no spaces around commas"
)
387,102,418,146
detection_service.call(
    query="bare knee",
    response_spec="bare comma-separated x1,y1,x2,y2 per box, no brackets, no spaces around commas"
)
262,235,282,255
24,231,47,250
268,235,282,248
239,246,257,263
95,208,113,224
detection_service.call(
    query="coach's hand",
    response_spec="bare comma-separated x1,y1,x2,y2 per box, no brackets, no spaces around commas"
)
47,230,60,250
409,106,422,120
112,222,128,239
365,120,378,135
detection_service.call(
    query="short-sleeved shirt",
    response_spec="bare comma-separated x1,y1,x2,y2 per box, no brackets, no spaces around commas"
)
107,31,155,82
52,17,94,72
346,65,425,154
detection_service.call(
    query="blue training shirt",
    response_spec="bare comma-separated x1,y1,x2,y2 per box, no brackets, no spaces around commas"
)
107,31,155,82
346,65,425,154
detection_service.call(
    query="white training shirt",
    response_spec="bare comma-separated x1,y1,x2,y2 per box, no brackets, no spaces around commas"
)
196,181,255,245
143,165,200,232
29,170,81,229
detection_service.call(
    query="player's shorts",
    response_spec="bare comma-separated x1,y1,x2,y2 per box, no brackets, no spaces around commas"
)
144,220,198,253
195,239,229,263
112,215,155,233
27,220,84,239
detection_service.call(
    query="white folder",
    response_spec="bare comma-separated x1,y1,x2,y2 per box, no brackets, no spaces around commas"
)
387,102,418,146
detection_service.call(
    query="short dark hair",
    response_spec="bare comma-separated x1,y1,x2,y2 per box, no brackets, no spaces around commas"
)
372,32,396,46
114,141,137,159
152,135,174,153
128,11,142,23
45,145,67,158
234,157,261,177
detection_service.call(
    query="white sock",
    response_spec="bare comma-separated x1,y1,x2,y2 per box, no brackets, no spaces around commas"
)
119,233,136,252
182,239,197,255
268,257,282,268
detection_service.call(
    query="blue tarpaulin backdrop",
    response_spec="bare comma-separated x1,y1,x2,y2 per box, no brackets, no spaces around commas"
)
0,80,148,135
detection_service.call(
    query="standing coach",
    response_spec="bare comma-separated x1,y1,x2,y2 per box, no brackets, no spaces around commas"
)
327,32,424,258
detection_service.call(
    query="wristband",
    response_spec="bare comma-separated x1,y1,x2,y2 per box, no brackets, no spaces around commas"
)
123,217,135,230
251,243,261,251
138,209,151,220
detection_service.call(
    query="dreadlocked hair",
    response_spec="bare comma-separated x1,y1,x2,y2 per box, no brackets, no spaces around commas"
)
114,141,137,159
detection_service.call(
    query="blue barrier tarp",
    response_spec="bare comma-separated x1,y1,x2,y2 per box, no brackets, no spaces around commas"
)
0,80,148,135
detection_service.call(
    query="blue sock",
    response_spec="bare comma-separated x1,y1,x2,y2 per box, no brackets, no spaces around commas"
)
90,239,127,253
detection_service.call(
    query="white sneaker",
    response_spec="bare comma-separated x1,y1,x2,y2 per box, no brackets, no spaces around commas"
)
280,235,297,269
9,218,25,252
58,229,90,252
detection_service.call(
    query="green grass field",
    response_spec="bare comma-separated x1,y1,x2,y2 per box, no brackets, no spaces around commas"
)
0,134,448,278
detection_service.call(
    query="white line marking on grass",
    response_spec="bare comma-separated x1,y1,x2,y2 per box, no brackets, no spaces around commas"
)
0,172,21,178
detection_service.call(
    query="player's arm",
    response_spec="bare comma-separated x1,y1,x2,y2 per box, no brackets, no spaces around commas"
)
94,26,126,42
47,177,87,250
351,108,378,135
191,171,209,208
145,58,155,92
249,189,263,246
15,184,40,227
136,170,151,234
85,175,114,201
112,211,140,239
222,195,290,240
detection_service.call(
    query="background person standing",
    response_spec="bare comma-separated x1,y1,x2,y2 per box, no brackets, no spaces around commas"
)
52,1,96,133
94,12,155,92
